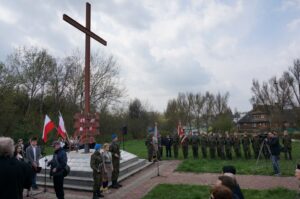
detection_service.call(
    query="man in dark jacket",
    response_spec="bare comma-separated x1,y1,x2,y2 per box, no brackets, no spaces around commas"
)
0,137,32,199
165,135,173,158
267,132,281,176
48,141,68,199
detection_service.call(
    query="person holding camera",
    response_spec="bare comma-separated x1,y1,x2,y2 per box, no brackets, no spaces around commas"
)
266,132,281,176
48,141,68,199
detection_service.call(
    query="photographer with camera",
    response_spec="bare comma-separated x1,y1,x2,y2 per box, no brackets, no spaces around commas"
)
266,131,281,176
48,141,68,199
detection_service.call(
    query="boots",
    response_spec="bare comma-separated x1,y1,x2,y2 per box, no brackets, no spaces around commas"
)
92,192,99,199
111,180,119,189
97,190,104,198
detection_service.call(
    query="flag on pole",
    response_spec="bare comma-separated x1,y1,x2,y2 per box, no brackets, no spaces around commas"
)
177,121,186,144
58,112,67,139
42,115,55,143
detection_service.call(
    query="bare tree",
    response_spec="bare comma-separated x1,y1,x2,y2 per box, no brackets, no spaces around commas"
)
6,46,55,114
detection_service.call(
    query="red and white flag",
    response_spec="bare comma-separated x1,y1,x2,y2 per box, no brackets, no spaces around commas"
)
57,112,67,139
42,115,55,143
177,121,186,144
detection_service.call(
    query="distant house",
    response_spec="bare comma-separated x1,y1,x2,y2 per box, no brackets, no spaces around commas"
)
237,104,299,132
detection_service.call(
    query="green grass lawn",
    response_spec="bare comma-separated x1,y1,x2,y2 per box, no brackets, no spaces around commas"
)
176,141,300,176
143,184,297,199
43,139,299,176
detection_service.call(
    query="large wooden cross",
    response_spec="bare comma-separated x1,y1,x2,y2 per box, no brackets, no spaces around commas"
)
63,2,107,115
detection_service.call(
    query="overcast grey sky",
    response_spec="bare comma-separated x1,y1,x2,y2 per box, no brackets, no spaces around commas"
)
1,0,300,112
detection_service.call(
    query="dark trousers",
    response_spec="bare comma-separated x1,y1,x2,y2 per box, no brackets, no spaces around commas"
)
192,146,199,159
53,174,64,199
173,145,178,158
201,147,207,158
166,147,172,157
234,147,241,158
210,148,215,159
112,158,120,182
32,172,37,188
284,147,292,160
182,145,188,159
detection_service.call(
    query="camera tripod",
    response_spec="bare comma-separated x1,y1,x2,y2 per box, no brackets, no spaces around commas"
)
256,139,272,166
30,158,49,199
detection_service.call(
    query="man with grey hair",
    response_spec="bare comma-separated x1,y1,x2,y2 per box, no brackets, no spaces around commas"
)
0,137,32,199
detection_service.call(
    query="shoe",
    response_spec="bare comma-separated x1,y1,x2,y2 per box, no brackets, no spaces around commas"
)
117,183,122,187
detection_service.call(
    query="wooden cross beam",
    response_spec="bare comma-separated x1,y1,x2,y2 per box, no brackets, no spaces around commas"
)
63,2,107,115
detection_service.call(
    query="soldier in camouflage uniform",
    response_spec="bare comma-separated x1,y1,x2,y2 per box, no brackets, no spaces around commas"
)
90,144,104,198
224,133,233,160
157,134,163,161
208,133,217,159
109,134,122,189
145,129,154,162
233,132,241,158
217,133,226,159
191,132,200,159
251,133,260,159
200,132,208,158
173,130,180,159
242,133,251,159
181,132,189,159
282,130,292,160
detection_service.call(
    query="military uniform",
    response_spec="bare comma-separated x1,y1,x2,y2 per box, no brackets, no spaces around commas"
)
181,135,189,159
173,132,180,158
165,136,173,158
200,134,208,158
251,134,260,159
191,134,200,159
217,134,225,159
158,135,163,160
145,134,154,162
109,140,121,187
242,135,251,159
90,150,103,198
233,134,241,158
282,134,292,160
224,135,233,160
208,134,217,159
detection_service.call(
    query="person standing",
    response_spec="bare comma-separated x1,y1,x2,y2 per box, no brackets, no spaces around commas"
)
224,133,233,160
90,143,104,198
102,143,113,194
233,133,241,158
251,133,260,159
181,132,189,159
242,133,251,159
48,141,68,199
282,130,292,160
25,137,41,190
157,134,163,160
267,132,281,176
165,135,173,158
200,132,208,158
191,132,200,159
145,129,154,162
110,133,122,188
208,133,217,159
172,130,180,159
0,137,33,199
217,133,225,159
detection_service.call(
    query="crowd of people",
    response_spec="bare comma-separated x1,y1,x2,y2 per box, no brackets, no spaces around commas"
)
146,129,292,175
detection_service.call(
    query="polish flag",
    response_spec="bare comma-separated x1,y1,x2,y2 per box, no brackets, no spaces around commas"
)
57,112,67,139
177,121,184,138
42,115,55,143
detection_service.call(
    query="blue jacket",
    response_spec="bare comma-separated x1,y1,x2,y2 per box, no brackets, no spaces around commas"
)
49,148,67,175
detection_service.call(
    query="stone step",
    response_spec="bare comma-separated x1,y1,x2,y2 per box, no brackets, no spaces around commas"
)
36,160,152,191
37,159,147,187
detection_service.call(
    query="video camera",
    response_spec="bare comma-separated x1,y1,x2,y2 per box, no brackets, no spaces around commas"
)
258,133,268,140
